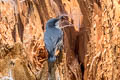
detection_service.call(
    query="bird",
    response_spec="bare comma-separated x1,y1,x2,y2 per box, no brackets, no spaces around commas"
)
44,17,63,62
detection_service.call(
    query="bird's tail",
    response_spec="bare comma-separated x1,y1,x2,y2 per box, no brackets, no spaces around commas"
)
48,56,56,62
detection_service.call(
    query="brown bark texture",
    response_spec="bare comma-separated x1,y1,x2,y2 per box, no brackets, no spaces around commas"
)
0,0,120,80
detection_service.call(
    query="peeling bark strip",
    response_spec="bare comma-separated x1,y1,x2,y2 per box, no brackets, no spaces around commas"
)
0,0,120,80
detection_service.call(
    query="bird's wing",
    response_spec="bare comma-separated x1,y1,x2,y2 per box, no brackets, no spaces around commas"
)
44,28,63,53
55,30,63,45
50,28,63,47
44,31,54,53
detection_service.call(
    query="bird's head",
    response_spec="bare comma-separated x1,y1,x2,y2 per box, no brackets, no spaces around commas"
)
46,16,65,29
46,18,59,28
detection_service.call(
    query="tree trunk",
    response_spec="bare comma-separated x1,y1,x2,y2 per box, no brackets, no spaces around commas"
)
0,0,119,80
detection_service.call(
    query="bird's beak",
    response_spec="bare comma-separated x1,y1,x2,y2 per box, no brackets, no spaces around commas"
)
58,16,64,20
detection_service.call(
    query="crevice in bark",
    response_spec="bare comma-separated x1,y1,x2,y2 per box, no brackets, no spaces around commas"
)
94,0,101,8
17,14,24,42
81,63,84,80
33,0,49,30
12,25,16,42
54,0,66,14
27,1,34,17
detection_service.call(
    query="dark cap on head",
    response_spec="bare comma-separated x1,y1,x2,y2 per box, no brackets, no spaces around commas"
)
58,15,67,20
46,18,59,28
